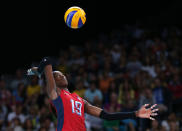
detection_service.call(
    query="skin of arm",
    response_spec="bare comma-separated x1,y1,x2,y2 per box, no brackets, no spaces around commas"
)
84,99,102,117
84,100,137,117
84,100,158,120
44,65,58,100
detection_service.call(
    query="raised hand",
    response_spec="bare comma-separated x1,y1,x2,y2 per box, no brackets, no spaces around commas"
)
136,104,159,120
27,67,41,78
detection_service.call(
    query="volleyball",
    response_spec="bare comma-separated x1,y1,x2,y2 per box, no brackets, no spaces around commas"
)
64,6,86,29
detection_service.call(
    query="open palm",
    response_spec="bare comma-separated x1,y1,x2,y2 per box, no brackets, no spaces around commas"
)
137,104,158,120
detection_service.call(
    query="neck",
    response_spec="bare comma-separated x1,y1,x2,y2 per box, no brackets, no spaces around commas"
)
57,86,69,93
63,88,69,92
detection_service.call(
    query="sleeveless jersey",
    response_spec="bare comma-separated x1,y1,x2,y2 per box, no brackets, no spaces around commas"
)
51,89,86,131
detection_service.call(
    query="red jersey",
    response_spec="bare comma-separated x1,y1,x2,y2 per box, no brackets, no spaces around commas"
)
51,89,86,131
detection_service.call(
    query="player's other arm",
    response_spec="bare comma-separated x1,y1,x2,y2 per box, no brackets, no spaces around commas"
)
84,100,158,120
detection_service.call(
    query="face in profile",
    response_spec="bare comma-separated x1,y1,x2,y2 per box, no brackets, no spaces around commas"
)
53,71,68,88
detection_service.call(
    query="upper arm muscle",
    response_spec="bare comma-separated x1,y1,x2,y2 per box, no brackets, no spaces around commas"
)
44,65,58,100
84,100,102,117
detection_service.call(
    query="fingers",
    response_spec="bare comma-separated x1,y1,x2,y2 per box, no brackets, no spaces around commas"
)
152,108,159,113
151,113,158,116
27,69,33,75
149,116,155,121
149,109,158,121
150,104,157,109
143,104,149,108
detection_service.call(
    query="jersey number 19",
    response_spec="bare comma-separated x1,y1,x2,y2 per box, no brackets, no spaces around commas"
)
71,99,82,116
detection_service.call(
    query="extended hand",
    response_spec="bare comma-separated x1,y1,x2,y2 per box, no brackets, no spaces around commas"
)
136,104,158,120
27,67,41,78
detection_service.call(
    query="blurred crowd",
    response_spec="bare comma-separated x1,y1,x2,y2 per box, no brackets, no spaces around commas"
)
0,24,182,131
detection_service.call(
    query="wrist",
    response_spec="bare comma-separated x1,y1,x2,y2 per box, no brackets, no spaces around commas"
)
135,111,139,117
38,57,52,74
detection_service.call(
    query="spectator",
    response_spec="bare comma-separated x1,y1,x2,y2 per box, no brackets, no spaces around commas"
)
141,56,156,78
38,106,51,123
27,105,40,129
23,118,34,130
84,81,103,104
74,78,86,98
40,116,56,131
118,80,135,105
161,112,180,131
99,71,113,94
10,68,27,89
110,44,121,64
0,79,12,107
103,92,121,131
146,120,161,131
169,121,180,131
139,87,155,107
7,104,26,125
12,82,25,104
104,92,121,112
121,99,137,131
168,74,182,113
152,78,170,113
139,87,155,131
85,96,103,131
104,81,119,104
126,55,142,78
0,104,7,130
27,75,41,98
39,127,48,131
12,117,24,131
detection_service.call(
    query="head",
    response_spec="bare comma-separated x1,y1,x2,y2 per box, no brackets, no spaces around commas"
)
44,117,52,129
90,81,96,92
154,78,161,87
24,118,33,129
13,117,21,126
151,120,159,129
31,75,39,86
168,112,177,121
53,71,68,88
110,92,118,103
15,105,23,115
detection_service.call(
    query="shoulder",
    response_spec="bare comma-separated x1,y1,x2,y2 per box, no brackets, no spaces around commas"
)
73,93,83,100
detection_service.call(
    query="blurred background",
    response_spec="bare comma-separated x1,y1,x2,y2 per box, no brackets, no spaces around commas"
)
0,0,182,131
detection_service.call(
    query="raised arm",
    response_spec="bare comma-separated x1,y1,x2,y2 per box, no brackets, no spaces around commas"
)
27,57,58,100
44,65,58,100
84,100,158,120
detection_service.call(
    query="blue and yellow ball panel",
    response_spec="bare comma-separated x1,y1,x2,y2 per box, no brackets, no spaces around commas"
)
64,6,86,29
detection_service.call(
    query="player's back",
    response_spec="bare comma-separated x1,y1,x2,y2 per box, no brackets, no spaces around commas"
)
51,89,86,131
